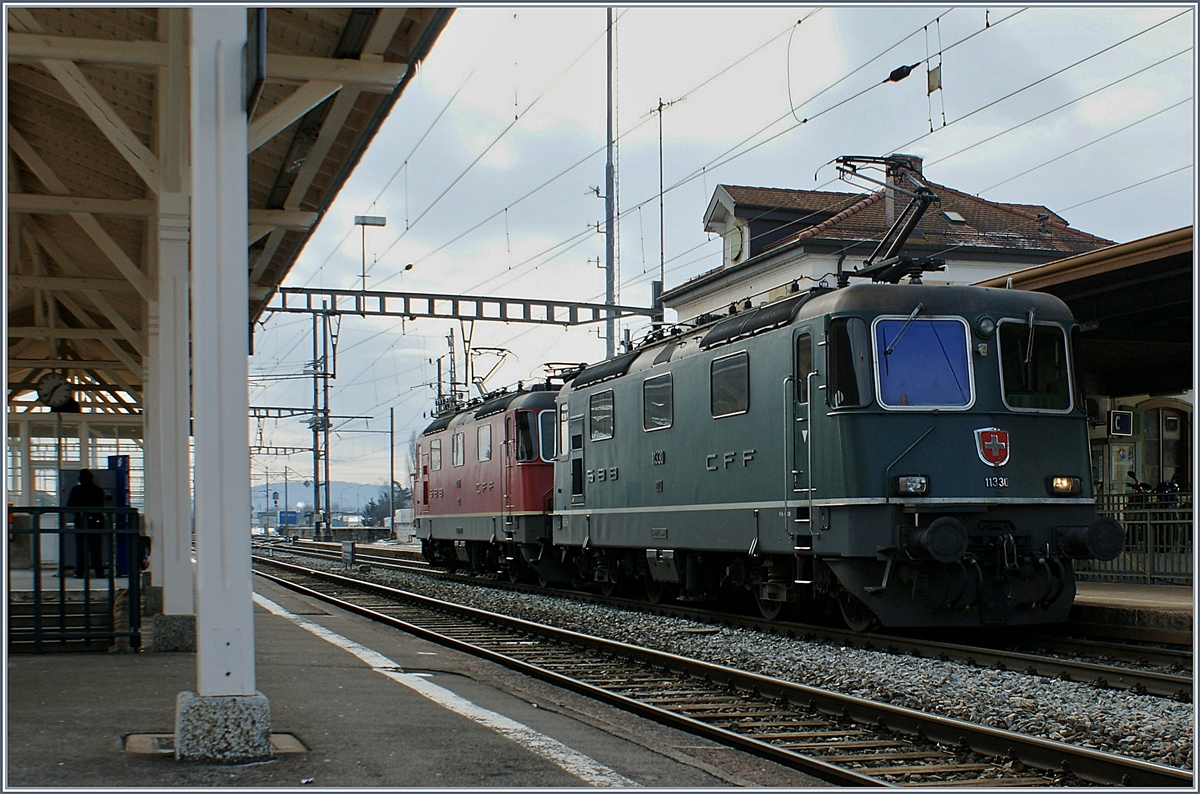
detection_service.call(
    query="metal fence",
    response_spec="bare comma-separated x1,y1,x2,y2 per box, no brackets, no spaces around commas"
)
1075,493,1193,586
7,506,144,653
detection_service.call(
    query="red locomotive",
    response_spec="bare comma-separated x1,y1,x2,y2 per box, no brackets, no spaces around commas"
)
414,385,560,580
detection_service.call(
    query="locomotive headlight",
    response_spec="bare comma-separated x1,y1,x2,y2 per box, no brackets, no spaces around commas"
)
976,316,996,337
1048,476,1081,495
897,475,929,495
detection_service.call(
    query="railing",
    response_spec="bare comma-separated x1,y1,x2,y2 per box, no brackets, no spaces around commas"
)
7,506,144,653
1075,493,1193,586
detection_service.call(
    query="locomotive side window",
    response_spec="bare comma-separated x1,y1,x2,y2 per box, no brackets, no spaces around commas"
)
477,424,492,462
711,351,749,417
558,403,569,458
452,432,465,467
796,333,812,404
516,411,538,461
873,316,972,409
643,373,673,431
997,319,1072,412
539,410,556,461
827,317,872,408
430,438,442,471
590,390,615,440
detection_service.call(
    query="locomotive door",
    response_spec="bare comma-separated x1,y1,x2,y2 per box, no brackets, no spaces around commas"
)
792,331,815,566
502,416,514,525
568,416,585,505
793,331,814,499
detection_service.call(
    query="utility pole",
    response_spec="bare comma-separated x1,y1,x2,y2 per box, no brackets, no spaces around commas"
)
310,311,322,535
604,7,616,360
389,406,395,539
322,304,332,540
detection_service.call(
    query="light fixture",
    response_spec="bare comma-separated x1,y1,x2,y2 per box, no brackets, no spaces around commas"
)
897,475,929,495
1048,476,1081,496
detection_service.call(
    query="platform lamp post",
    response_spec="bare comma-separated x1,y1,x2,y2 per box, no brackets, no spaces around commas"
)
354,215,386,293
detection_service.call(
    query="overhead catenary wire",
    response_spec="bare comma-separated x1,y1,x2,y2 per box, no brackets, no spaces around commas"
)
260,7,1190,458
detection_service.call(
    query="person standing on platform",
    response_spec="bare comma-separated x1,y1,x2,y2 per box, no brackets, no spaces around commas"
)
68,469,106,578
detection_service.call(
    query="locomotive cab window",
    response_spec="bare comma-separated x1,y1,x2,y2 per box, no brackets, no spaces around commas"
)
590,390,615,441
451,432,465,467
711,351,749,417
873,316,973,409
997,318,1072,412
515,411,538,461
795,333,812,404
643,373,673,431
477,424,492,462
430,438,442,471
539,410,556,461
827,317,872,408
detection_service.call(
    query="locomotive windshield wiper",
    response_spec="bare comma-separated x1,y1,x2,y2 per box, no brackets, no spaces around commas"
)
1024,309,1036,364
884,303,924,356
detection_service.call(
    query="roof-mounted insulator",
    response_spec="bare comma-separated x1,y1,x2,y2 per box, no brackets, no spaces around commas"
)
884,63,920,83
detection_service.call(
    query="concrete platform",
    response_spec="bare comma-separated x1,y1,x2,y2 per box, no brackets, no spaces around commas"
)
1071,581,1194,645
6,575,828,788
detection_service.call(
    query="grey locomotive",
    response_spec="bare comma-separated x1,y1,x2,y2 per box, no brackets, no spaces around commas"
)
549,282,1123,629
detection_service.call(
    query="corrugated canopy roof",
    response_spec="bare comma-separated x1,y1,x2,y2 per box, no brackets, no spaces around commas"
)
7,7,452,414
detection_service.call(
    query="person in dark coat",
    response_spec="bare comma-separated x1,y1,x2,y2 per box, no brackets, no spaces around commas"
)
67,469,106,578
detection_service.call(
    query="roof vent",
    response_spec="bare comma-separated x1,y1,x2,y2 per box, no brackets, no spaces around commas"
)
942,210,967,224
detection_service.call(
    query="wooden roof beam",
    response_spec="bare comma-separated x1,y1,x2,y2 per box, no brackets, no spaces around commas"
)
7,32,168,67
266,54,406,91
249,80,342,153
8,275,139,293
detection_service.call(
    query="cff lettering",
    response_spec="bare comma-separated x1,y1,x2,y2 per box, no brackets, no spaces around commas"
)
706,450,756,471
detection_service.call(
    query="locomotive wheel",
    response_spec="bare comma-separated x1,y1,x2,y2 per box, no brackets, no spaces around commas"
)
599,578,618,597
754,592,787,621
838,592,878,633
642,577,675,604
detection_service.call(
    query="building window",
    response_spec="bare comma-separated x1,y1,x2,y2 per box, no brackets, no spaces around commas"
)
430,438,442,471
452,432,465,467
477,424,492,462
590,390,615,441
643,374,673,431
711,352,749,417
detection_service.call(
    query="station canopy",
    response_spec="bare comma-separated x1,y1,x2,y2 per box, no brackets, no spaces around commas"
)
7,7,452,415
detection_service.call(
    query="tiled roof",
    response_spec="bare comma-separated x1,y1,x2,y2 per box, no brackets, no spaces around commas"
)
719,181,1114,257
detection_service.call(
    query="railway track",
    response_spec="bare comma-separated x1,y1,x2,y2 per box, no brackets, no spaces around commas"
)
257,540,1193,701
252,555,1191,788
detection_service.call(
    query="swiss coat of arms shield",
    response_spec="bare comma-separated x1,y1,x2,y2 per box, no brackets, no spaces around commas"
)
974,427,1010,467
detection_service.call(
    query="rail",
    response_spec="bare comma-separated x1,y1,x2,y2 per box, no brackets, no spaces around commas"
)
7,506,145,653
1078,492,1193,586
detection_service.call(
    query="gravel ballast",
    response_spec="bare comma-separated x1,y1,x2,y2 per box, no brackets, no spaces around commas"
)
285,554,1195,771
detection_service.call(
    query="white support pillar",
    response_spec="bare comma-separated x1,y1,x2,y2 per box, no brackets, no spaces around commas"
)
146,6,196,625
176,6,270,763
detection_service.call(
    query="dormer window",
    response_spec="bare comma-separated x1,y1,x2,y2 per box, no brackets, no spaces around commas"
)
942,210,967,224
727,225,744,264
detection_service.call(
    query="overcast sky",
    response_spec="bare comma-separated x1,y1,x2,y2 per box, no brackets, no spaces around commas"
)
251,4,1196,491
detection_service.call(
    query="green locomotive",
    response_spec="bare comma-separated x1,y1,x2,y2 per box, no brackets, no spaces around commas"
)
550,282,1123,629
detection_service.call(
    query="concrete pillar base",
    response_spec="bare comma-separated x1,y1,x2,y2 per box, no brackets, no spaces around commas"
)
150,614,196,652
175,691,272,762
